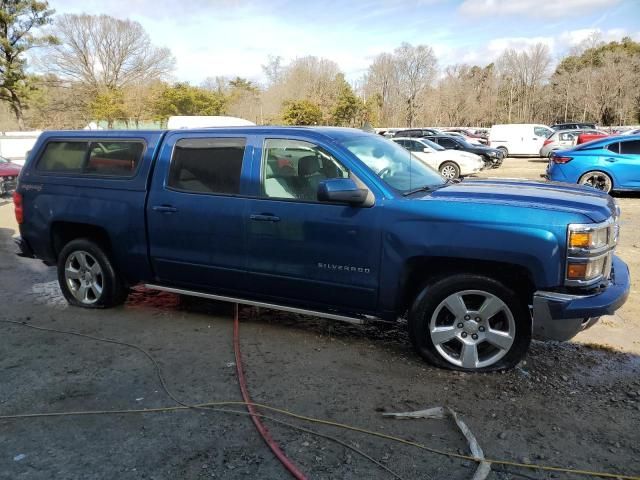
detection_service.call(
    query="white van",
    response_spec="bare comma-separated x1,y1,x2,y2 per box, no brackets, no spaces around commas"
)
489,124,553,157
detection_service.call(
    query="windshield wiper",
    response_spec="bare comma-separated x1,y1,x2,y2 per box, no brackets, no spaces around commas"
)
403,185,434,196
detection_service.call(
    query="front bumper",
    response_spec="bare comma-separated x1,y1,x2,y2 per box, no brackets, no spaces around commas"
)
532,255,630,341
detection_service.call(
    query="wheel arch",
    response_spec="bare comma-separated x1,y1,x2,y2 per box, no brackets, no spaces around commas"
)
397,256,536,316
51,221,113,259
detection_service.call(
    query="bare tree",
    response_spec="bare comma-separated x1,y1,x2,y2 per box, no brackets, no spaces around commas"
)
261,55,283,86
364,53,400,126
394,43,437,127
48,14,175,92
496,43,551,123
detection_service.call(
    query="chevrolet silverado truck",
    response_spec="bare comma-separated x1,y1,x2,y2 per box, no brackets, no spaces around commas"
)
14,127,630,372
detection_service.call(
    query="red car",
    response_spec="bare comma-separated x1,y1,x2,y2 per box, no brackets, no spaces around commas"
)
0,156,21,195
576,131,609,145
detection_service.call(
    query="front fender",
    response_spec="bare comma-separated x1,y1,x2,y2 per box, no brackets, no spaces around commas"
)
378,219,564,314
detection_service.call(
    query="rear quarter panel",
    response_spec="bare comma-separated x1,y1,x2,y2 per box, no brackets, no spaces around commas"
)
18,131,165,284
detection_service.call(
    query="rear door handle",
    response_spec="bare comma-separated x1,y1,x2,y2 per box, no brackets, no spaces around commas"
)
250,213,280,222
605,158,618,163
152,205,178,213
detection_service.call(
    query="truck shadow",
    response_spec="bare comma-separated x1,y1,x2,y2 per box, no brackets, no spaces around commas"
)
129,290,640,378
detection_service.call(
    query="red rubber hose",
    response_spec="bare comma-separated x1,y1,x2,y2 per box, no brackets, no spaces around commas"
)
232,304,308,480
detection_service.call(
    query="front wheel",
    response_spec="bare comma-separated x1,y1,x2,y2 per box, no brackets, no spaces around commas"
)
578,171,612,193
408,274,531,371
439,161,460,180
57,238,128,308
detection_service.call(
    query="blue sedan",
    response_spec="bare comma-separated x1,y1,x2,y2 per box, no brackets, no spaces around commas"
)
547,135,640,193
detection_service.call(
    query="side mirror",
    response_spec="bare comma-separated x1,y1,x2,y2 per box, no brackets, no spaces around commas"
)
318,178,368,205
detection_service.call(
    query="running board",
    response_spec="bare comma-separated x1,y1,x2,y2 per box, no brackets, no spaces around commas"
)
144,284,375,325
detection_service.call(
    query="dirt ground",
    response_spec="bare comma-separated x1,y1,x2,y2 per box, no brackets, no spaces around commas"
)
1,158,639,480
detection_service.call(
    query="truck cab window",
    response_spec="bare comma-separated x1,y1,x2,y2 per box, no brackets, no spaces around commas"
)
262,139,349,201
168,137,246,195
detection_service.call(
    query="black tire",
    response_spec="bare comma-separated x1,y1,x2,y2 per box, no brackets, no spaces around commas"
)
439,161,460,180
57,238,128,308
497,146,508,158
408,274,531,372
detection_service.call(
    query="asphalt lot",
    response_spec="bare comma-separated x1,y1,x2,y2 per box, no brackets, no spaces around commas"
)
1,158,639,479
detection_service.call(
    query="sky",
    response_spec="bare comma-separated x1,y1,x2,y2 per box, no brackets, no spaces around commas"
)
47,0,640,85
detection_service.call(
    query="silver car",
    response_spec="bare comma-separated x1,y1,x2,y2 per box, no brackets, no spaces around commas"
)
539,129,601,158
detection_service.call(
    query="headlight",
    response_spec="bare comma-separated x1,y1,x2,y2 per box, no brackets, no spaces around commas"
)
566,220,616,286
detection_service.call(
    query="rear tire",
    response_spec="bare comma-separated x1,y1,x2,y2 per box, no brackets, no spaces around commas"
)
408,274,531,372
57,238,128,308
578,171,613,193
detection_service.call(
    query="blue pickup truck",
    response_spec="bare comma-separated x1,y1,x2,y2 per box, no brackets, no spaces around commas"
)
14,127,630,372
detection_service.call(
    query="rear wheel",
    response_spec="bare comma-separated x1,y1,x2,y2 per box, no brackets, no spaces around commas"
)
57,238,128,308
578,171,612,193
439,161,460,180
408,274,531,372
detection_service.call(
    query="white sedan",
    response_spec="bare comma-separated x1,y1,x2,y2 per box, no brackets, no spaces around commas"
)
392,137,485,179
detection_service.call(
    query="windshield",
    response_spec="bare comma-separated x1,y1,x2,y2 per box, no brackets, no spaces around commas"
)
0,156,8,164
423,139,444,151
340,134,446,193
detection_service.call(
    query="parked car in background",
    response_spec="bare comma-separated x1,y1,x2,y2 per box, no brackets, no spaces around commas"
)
392,137,485,179
0,155,21,195
393,128,442,138
550,122,597,131
546,135,640,193
540,129,605,158
424,134,503,168
620,128,640,136
443,131,485,146
443,128,489,145
576,131,609,145
489,124,554,157
540,130,580,158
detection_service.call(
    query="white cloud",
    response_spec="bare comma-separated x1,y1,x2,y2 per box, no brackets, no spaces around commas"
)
459,0,621,18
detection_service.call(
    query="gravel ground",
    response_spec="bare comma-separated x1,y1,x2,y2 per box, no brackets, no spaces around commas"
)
1,159,639,480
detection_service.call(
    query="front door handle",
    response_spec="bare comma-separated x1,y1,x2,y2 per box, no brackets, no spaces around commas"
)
250,213,280,222
152,205,178,213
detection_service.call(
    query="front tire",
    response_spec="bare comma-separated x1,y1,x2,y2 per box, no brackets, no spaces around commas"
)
497,146,508,158
57,238,128,308
439,161,460,180
408,274,531,372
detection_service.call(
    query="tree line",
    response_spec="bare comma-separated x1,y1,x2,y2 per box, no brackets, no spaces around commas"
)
1,0,639,131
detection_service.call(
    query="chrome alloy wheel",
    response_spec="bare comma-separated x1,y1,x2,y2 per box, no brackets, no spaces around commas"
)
429,290,516,369
440,164,458,179
64,251,104,305
579,172,612,193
